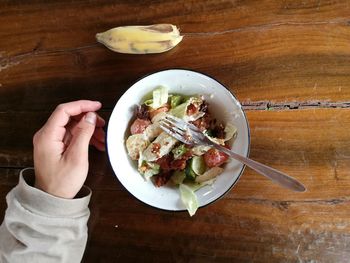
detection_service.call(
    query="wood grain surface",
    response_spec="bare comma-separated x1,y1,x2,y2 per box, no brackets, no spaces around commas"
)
1,1,350,262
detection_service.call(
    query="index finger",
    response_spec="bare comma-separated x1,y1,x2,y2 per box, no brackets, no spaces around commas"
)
45,100,102,130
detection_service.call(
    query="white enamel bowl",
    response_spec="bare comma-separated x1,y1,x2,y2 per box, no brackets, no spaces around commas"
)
107,69,250,212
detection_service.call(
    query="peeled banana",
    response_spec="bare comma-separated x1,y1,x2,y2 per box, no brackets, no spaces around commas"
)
96,24,183,54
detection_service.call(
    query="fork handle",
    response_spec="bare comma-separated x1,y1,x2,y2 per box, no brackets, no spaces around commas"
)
213,144,306,192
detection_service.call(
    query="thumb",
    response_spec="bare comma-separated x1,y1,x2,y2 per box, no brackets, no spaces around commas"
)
66,112,96,160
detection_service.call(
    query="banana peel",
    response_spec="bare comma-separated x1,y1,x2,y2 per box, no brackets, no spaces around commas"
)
96,24,183,54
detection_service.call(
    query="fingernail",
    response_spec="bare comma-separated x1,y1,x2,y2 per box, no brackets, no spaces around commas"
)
85,112,96,125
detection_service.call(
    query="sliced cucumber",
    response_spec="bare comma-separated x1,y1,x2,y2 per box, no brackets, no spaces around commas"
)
144,99,153,107
169,102,188,118
185,162,196,181
171,170,186,185
190,156,206,175
170,95,183,109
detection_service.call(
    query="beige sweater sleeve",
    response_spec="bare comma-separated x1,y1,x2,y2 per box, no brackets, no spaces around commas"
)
0,168,91,263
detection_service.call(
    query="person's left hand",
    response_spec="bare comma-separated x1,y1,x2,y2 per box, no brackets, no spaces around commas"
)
33,100,106,198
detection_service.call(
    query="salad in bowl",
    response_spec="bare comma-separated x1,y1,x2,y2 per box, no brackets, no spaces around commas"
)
106,69,250,216
125,86,237,215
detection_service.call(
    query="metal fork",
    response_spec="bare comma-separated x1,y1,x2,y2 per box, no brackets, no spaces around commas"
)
159,114,306,192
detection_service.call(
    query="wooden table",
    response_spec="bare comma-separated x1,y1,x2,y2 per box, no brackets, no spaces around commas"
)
1,1,350,262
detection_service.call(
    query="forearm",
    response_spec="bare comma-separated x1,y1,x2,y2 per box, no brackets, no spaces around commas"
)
0,168,91,263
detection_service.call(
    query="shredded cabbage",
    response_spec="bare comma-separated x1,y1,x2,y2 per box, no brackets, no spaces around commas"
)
195,167,223,183
185,178,216,191
169,96,203,119
169,101,189,118
152,86,168,108
179,184,198,216
224,123,237,141
179,178,216,216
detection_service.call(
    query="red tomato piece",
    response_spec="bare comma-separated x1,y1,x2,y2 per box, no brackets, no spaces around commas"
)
204,148,229,168
130,118,151,135
186,103,197,115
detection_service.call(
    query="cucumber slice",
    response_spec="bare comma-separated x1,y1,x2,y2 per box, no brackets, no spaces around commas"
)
190,156,206,175
185,163,196,181
171,170,186,185
144,99,153,107
169,102,188,118
170,95,183,109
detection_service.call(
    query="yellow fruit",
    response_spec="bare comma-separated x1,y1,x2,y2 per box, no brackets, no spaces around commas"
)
96,24,183,54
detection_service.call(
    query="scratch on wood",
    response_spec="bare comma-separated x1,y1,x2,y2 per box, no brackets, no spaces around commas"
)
184,18,350,36
74,51,87,69
33,38,44,52
0,59,20,72
227,197,350,206
242,100,350,110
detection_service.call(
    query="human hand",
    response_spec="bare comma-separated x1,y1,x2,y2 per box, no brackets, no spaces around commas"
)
33,100,106,198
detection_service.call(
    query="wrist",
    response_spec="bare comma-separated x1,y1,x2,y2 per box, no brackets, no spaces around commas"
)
34,179,76,199
16,167,92,217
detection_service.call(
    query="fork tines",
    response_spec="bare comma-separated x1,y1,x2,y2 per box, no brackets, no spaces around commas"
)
161,118,185,135
165,114,201,132
159,116,192,145
164,114,188,130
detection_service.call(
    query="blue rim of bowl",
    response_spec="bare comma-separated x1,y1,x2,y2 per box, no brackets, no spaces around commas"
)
106,68,251,213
